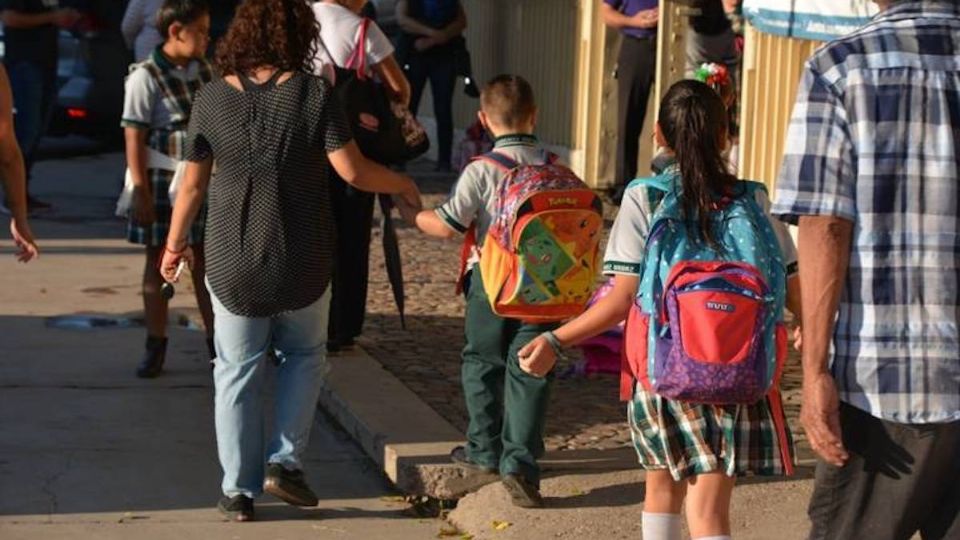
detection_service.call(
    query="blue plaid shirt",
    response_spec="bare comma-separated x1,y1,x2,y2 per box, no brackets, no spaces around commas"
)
773,1,960,425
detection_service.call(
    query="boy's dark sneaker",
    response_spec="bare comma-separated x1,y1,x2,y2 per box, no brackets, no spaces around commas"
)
263,463,318,507
450,446,497,474
502,473,544,509
217,494,254,522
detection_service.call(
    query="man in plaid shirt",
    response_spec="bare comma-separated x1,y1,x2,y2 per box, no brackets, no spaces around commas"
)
773,1,960,538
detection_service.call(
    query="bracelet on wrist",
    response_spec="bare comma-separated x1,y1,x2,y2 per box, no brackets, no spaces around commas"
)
541,331,567,359
164,243,187,255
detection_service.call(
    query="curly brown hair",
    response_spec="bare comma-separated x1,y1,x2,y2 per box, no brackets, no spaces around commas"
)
215,0,319,76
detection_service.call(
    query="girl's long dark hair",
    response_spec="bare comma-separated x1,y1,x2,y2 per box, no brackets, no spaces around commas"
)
215,0,319,76
658,80,737,247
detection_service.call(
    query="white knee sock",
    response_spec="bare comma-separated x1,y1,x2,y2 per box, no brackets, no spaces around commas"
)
694,536,732,540
641,512,681,540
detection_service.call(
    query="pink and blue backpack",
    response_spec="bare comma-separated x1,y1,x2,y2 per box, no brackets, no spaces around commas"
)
621,173,792,470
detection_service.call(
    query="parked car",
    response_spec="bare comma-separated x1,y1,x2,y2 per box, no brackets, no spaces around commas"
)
1,8,128,145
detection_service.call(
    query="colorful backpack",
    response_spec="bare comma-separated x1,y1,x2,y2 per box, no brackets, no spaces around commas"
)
458,151,604,322
621,172,789,404
621,172,793,473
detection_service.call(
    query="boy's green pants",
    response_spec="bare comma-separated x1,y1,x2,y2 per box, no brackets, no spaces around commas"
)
462,270,558,486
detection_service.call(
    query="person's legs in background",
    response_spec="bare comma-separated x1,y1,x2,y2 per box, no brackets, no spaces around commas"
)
327,178,375,351
427,50,458,171
612,36,655,204
7,60,58,210
405,52,430,118
6,60,43,211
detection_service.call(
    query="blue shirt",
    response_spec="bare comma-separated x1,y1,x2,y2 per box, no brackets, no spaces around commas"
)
419,0,459,29
772,1,960,424
604,0,658,39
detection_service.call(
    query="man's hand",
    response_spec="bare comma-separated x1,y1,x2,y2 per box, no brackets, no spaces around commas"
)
800,371,849,467
630,8,658,29
9,217,38,263
131,185,155,226
52,8,81,29
414,36,438,52
793,325,803,351
517,336,557,378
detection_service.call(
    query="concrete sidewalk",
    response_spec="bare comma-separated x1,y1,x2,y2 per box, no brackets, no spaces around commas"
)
0,151,443,539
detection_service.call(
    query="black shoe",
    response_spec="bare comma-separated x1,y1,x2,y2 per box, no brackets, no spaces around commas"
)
135,336,168,378
263,463,318,507
502,473,544,509
450,446,497,474
217,494,254,522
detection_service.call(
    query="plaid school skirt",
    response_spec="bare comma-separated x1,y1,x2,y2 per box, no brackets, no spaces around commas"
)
627,383,796,481
127,167,205,247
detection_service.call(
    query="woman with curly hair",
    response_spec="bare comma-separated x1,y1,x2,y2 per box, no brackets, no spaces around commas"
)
159,0,422,522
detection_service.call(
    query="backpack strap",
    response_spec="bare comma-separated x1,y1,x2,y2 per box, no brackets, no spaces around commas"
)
346,18,371,80
628,175,673,193
475,151,520,171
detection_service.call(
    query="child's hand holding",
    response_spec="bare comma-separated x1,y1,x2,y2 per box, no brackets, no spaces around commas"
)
392,192,422,226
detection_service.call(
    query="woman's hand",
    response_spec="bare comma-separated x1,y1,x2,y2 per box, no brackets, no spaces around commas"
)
9,216,38,263
132,185,155,226
793,326,803,352
160,245,194,284
398,179,422,211
518,336,558,378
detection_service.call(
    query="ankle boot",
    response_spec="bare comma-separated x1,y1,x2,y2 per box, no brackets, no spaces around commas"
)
136,336,168,378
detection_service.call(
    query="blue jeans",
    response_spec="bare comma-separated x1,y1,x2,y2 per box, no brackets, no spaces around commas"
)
7,60,57,182
210,285,332,498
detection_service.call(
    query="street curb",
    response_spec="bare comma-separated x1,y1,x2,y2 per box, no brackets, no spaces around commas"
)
317,347,640,500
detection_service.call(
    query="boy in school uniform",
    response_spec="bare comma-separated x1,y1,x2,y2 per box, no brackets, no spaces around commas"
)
121,0,215,378
398,75,558,508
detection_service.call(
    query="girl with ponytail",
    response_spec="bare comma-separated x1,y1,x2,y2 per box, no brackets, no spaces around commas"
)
517,80,801,539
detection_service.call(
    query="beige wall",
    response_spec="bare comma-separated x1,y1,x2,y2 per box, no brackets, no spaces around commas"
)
738,26,822,191
415,0,580,149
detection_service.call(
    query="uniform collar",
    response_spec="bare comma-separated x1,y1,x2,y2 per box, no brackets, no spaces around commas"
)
152,46,192,71
493,133,539,148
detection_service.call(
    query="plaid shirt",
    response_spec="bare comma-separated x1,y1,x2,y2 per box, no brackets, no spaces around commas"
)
772,1,960,424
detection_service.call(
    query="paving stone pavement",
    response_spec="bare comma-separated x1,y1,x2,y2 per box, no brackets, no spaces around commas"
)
359,160,812,462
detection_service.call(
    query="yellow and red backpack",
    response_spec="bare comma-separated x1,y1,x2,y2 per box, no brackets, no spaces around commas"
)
458,151,604,322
